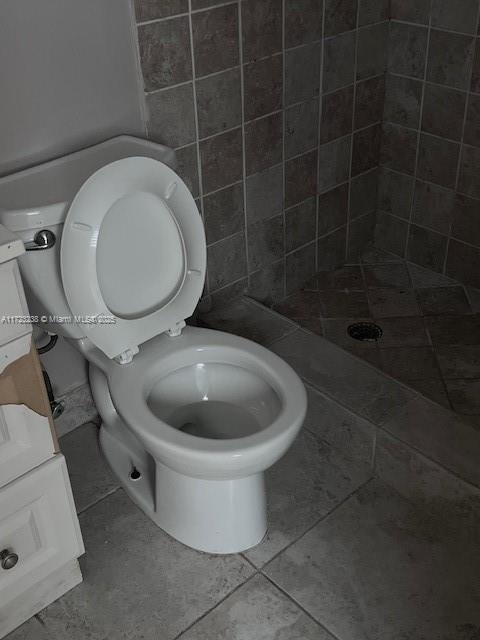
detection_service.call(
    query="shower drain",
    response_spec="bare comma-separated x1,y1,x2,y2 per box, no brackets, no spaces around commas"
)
347,322,383,342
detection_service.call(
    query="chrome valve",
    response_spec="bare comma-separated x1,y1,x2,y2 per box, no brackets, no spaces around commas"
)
0,548,19,570
25,229,56,251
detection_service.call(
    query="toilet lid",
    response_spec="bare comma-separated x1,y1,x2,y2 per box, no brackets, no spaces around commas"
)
61,157,206,361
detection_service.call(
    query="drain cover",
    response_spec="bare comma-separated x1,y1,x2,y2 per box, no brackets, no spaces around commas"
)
347,322,383,342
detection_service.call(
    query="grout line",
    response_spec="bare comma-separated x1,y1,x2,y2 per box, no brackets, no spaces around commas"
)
186,0,207,294
237,0,251,291
315,0,326,273
375,420,480,490
377,210,480,253
76,486,122,517
316,223,349,241
260,573,345,640
443,1,480,275
199,177,244,199
464,283,480,309
421,308,458,413
206,229,246,249
239,553,260,571
172,572,259,640
284,238,316,259
325,71,385,98
264,326,302,349
318,165,379,195
145,77,195,96
173,112,383,163
370,426,378,469
263,325,299,347
378,163,480,203
208,273,248,296
389,16,480,39
259,476,376,571
136,0,238,26
382,117,467,148
137,11,389,35
403,5,435,263
344,1,362,263
281,0,287,298
198,122,243,143
136,10,190,26
387,70,480,99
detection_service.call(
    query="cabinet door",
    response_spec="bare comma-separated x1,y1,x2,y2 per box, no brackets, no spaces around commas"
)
0,404,55,488
0,455,84,608
0,260,31,373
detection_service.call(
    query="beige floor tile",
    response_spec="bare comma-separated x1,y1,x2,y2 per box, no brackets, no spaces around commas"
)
178,574,334,639
37,490,254,640
60,422,119,513
265,478,480,640
245,429,372,567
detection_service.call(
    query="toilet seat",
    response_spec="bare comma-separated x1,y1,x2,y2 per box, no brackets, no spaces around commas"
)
60,157,206,361
106,326,307,480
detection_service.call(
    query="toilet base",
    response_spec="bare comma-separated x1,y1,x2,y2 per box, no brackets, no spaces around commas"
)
99,424,267,554
154,461,267,554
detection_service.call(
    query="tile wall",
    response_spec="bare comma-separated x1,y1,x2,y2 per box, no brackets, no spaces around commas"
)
377,0,480,290
133,0,389,305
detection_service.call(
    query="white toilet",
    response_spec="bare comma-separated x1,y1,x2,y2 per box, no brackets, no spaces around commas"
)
0,136,307,554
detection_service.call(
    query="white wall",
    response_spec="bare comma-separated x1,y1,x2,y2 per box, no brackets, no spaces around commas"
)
0,0,146,176
0,0,147,399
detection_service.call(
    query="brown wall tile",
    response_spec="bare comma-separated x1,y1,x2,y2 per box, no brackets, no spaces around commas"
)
192,4,239,77
196,68,242,138
245,112,283,175
244,54,283,121
427,30,475,90
321,85,354,144
139,17,192,91
417,134,460,189
318,184,349,235
135,0,188,21
200,128,243,193
242,0,283,61
208,232,247,291
285,0,323,48
406,224,448,273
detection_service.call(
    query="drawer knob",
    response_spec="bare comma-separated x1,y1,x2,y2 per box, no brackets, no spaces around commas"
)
0,549,18,570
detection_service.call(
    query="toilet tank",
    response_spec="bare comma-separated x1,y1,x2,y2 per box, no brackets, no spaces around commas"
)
0,136,176,338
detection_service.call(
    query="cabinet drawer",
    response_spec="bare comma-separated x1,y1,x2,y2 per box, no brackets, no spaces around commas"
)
0,455,84,607
0,260,31,355
0,404,55,488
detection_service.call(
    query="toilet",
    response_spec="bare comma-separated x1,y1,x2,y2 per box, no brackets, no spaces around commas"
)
0,136,307,554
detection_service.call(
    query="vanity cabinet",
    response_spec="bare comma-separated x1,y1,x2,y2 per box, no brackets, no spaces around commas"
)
0,224,84,638
0,346,57,487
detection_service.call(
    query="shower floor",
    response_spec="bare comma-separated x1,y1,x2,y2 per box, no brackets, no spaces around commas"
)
18,266,479,640
273,246,480,429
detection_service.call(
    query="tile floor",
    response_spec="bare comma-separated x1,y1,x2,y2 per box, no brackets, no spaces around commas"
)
272,246,480,428
9,405,480,640
8,266,480,639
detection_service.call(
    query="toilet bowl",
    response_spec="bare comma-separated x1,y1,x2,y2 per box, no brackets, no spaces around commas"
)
0,137,307,554
91,326,305,553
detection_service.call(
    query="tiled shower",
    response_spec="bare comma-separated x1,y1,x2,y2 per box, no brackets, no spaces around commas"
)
378,0,480,290
135,0,389,304
135,0,480,304
133,0,480,424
